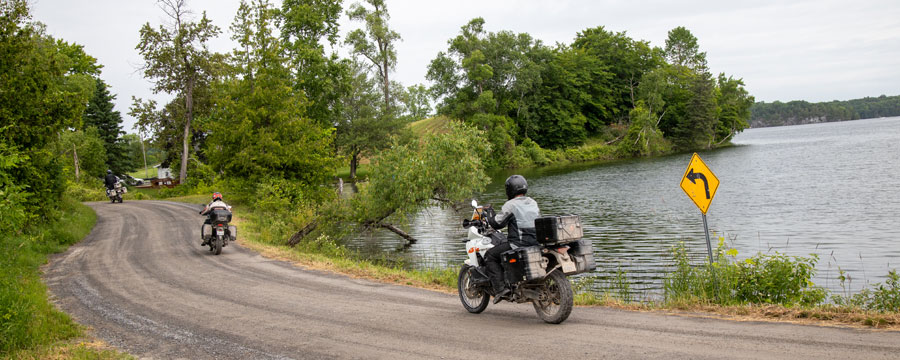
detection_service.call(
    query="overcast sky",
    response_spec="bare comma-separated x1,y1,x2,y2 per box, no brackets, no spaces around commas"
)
31,0,900,133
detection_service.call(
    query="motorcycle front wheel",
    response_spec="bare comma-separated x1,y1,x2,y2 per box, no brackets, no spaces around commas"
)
458,266,489,314
213,235,223,255
532,270,573,324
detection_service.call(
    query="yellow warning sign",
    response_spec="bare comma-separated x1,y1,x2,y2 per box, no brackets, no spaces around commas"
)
680,153,719,214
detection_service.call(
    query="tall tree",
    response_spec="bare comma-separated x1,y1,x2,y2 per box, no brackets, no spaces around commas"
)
664,26,707,71
280,0,347,127
1,0,99,218
572,26,663,128
83,79,133,173
136,0,221,184
398,84,433,122
713,74,753,145
206,0,334,186
335,59,394,180
345,0,401,113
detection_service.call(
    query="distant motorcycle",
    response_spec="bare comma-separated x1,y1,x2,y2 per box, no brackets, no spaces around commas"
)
106,182,126,203
200,208,236,255
457,200,595,324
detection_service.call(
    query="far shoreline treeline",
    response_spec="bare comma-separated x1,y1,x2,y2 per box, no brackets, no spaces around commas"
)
750,94,900,127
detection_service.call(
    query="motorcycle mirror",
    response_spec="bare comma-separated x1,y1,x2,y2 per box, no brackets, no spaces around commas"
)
471,199,478,208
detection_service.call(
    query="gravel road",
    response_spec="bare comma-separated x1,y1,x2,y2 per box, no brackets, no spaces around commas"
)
44,200,900,359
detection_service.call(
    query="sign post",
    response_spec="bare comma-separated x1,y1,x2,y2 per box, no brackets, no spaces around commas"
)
680,153,720,265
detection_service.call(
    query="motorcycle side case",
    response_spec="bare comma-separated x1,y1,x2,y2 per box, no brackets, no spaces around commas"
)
501,246,545,283
201,224,212,239
568,238,597,274
228,225,237,241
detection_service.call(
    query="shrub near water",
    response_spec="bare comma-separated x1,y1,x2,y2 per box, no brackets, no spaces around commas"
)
664,239,827,307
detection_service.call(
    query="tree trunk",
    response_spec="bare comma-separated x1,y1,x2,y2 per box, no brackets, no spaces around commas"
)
73,144,79,182
180,77,194,184
140,131,149,179
288,221,319,247
349,150,358,180
379,223,417,243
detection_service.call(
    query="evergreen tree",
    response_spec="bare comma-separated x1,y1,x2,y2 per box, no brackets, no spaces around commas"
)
83,79,133,173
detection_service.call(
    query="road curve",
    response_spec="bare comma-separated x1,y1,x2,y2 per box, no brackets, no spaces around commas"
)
45,200,900,359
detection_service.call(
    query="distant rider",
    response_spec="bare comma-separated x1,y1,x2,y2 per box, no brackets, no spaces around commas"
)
483,175,541,302
104,169,119,194
199,192,232,245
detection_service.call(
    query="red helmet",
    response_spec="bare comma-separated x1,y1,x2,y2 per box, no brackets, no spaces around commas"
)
212,192,223,201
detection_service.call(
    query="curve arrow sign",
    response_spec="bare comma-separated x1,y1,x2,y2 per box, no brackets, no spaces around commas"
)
679,153,720,214
685,168,710,199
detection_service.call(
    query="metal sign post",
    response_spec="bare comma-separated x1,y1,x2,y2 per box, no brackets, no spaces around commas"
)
680,153,720,265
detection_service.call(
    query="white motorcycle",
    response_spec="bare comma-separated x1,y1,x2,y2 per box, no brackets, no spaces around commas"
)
457,200,596,324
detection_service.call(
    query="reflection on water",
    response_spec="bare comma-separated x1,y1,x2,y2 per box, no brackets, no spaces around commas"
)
345,117,900,295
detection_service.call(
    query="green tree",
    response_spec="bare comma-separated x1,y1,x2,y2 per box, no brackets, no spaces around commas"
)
137,0,221,184
664,26,707,71
1,0,98,218
280,0,348,126
619,101,666,156
352,121,490,241
345,0,401,112
572,26,662,128
57,127,107,182
83,79,133,173
642,27,718,150
714,74,754,145
206,0,335,186
397,83,432,122
335,60,396,180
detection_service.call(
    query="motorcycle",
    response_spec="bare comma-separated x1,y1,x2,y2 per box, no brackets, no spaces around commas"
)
200,208,236,255
457,200,596,324
106,182,126,203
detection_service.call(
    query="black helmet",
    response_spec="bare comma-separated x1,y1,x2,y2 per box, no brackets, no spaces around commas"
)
505,175,527,200
107,169,112,174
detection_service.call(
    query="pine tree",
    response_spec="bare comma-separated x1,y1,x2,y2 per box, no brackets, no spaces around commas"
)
83,79,133,174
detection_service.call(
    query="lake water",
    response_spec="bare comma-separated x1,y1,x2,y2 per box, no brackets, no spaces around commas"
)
346,117,900,295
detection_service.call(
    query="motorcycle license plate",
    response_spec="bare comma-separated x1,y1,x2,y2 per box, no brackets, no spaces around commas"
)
216,228,225,236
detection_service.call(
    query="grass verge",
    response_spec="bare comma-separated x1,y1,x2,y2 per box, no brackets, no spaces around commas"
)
1,198,131,358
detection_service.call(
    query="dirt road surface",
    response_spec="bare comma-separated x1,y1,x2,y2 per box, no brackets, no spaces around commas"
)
44,201,900,359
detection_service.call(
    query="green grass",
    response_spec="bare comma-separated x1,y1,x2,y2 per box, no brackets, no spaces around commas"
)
335,163,370,182
126,165,157,180
0,199,128,358
409,116,450,136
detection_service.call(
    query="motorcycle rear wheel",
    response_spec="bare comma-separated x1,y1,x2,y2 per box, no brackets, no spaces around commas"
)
458,266,489,314
213,236,223,255
532,270,573,324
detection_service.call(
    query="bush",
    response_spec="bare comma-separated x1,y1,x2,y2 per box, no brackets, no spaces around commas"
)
664,239,827,307
63,178,106,202
833,270,900,313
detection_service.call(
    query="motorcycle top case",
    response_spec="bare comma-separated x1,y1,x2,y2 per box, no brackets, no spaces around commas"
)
210,209,232,223
535,215,583,244
501,246,546,283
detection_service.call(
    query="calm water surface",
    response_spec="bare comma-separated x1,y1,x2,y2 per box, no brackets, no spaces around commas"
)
347,117,900,294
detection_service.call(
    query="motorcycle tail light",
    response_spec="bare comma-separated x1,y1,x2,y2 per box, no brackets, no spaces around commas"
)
509,258,517,263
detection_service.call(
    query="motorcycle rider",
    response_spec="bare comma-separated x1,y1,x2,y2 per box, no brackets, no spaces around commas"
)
483,175,541,302
199,192,232,245
104,169,119,195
